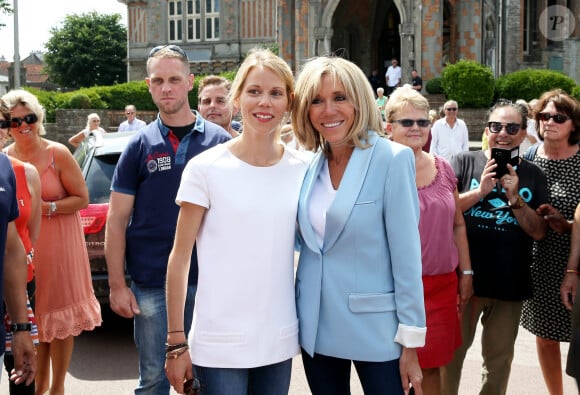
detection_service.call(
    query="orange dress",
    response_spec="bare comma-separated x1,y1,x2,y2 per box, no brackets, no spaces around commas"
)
34,149,101,342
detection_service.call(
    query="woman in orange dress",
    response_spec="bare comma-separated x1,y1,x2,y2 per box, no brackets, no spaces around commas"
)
2,90,102,395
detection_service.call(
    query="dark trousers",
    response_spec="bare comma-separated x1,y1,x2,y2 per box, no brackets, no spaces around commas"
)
301,348,403,395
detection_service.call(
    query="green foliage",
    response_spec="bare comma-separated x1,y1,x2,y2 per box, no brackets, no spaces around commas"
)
441,60,494,108
572,85,580,103
29,71,237,122
69,93,91,109
425,77,444,94
44,12,127,89
495,69,576,102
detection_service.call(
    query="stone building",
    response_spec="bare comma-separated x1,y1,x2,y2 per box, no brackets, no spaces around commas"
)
119,0,580,84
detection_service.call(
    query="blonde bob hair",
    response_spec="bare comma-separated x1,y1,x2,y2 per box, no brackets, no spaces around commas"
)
2,89,46,135
228,47,294,120
292,56,382,154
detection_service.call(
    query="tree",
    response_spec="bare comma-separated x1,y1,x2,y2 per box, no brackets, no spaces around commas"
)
44,12,127,89
0,1,12,28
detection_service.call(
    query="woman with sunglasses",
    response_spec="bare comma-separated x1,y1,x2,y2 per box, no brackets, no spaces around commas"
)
441,99,548,394
385,86,472,395
68,113,107,148
1,90,102,395
520,89,580,395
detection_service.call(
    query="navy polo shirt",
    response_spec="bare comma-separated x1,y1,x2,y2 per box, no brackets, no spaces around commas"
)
111,111,230,288
0,153,19,354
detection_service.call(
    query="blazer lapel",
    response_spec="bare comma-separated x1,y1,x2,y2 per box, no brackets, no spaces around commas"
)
298,152,325,254
323,134,378,252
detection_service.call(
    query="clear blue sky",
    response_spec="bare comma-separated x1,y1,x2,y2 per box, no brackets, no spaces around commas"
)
0,0,127,61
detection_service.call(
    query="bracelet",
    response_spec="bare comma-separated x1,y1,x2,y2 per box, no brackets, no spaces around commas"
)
167,330,184,334
565,268,580,275
166,345,189,359
166,342,188,353
460,270,474,275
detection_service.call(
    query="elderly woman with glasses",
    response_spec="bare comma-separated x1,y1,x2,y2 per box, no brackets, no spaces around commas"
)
68,112,107,147
1,89,102,395
386,86,473,395
520,89,580,395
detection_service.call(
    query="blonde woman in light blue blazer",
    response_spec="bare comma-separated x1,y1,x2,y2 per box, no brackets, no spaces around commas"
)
292,56,427,395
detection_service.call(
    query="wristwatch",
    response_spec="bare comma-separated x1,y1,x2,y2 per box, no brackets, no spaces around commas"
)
10,323,32,332
509,195,525,210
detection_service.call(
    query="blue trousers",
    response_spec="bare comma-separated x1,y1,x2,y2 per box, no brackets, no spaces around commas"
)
132,283,195,395
195,359,292,395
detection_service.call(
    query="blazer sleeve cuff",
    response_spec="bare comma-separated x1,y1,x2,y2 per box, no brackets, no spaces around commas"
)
394,323,426,348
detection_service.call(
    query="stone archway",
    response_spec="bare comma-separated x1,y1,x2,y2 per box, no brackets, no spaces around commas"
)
312,0,404,79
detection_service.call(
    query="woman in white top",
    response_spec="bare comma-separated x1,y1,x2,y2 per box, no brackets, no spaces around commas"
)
68,113,107,147
165,48,309,395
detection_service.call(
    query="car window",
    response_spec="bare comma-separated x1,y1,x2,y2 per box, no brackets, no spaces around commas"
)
86,154,120,204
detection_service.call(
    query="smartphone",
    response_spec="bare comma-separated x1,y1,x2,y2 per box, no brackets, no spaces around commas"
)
491,147,519,179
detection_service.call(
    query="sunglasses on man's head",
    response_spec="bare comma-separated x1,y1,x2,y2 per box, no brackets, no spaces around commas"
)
9,113,38,128
148,45,188,60
487,121,521,135
393,119,431,128
537,112,570,124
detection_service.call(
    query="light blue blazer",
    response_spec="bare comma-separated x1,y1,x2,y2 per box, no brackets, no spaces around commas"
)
296,132,426,362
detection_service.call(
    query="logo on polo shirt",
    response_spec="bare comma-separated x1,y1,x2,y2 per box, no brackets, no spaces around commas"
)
146,152,172,173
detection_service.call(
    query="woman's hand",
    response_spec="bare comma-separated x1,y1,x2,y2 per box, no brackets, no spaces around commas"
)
165,351,194,394
536,203,572,234
458,274,473,315
400,347,423,395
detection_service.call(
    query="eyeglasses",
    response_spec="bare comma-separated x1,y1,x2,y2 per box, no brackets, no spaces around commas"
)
184,378,201,395
148,45,188,60
126,112,135,115
9,113,38,128
445,108,457,111
537,112,570,124
0,120,10,129
393,119,431,128
487,121,521,135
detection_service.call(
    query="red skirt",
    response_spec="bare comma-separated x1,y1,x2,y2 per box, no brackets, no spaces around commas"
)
416,271,462,368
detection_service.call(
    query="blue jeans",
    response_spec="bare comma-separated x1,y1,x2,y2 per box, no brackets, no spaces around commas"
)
132,283,195,395
195,359,292,395
301,349,403,395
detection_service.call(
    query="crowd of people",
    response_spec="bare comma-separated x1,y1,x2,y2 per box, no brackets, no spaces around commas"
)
0,43,579,395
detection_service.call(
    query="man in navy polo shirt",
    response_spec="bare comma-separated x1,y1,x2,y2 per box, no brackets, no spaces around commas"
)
105,45,230,395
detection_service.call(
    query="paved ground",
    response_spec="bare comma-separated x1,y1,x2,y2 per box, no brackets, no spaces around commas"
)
1,317,576,394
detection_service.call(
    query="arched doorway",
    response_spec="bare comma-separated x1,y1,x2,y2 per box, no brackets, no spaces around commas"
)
378,3,401,88
328,0,401,87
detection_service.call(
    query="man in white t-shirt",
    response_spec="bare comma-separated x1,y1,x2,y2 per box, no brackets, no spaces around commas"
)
429,100,469,162
384,58,401,96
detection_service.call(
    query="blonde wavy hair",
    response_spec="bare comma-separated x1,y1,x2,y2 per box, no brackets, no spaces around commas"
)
292,56,382,155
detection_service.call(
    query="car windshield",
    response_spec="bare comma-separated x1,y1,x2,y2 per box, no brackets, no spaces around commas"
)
86,154,119,204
